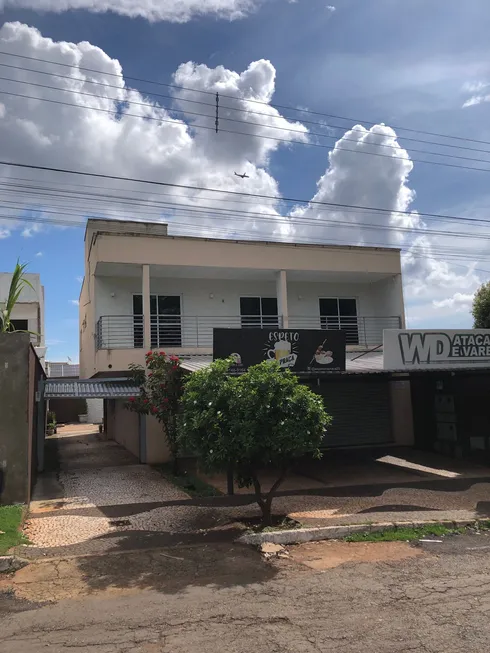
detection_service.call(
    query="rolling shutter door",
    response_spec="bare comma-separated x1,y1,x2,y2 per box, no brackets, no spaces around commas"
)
312,379,393,447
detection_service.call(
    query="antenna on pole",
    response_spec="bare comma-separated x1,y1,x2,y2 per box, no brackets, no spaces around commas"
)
215,92,219,134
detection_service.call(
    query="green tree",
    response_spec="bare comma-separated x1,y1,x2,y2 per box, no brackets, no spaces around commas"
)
179,360,331,526
472,282,490,329
0,260,35,333
126,351,184,469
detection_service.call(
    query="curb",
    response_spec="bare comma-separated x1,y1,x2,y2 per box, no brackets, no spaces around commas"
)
0,555,28,573
237,519,481,546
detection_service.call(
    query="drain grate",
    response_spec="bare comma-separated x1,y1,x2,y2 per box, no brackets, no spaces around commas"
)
109,519,131,527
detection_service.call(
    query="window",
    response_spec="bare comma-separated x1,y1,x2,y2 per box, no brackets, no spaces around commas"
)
319,298,359,345
133,295,182,348
0,318,29,332
240,297,278,328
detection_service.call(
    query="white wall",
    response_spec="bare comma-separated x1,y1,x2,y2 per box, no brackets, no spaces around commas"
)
95,274,404,350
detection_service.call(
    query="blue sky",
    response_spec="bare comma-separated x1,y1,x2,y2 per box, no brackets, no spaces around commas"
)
1,0,490,361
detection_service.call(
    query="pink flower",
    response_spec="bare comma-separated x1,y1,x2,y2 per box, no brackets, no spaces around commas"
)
152,406,158,414
129,397,135,402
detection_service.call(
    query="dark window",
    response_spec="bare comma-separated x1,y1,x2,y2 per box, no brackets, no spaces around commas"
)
9,319,29,332
134,294,182,348
320,298,359,345
240,297,278,328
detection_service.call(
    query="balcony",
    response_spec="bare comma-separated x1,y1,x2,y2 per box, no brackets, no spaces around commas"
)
96,315,401,351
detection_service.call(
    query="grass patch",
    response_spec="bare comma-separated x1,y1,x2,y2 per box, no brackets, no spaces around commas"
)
154,465,223,497
346,523,466,543
0,506,29,555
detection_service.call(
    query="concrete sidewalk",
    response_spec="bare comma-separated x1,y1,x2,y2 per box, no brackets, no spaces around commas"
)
18,436,490,559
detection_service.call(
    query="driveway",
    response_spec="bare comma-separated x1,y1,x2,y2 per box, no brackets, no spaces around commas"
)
23,428,206,557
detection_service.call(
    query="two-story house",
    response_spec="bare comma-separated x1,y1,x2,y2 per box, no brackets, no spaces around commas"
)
0,271,46,366
79,219,411,462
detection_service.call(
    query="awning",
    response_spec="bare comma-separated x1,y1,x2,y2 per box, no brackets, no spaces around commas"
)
178,353,386,375
44,378,139,399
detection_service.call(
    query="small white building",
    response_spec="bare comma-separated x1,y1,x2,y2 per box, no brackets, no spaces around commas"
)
79,219,411,461
0,271,46,366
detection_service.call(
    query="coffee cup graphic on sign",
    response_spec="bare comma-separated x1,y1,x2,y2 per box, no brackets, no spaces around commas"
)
267,340,291,362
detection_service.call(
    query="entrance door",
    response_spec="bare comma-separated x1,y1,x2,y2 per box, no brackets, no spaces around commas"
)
133,295,182,348
319,297,359,345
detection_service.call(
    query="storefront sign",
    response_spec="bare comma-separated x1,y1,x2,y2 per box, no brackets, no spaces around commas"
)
384,329,490,370
213,328,346,373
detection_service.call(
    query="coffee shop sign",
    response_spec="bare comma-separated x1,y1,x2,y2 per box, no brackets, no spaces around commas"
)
384,329,490,370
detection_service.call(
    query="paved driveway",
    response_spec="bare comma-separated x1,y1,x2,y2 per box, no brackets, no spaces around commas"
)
24,429,197,555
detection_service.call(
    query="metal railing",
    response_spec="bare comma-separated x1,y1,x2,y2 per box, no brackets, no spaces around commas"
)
96,314,401,350
288,316,402,346
96,315,282,350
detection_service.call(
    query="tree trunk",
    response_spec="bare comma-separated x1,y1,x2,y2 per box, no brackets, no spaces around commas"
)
252,472,286,527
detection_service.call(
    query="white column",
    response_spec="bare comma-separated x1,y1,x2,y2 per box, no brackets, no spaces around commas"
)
276,270,289,329
142,264,151,350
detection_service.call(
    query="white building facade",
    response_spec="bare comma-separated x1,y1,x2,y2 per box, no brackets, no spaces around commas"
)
79,219,411,462
80,219,405,378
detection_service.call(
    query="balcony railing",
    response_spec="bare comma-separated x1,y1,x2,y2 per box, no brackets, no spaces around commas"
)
288,316,402,346
96,315,401,350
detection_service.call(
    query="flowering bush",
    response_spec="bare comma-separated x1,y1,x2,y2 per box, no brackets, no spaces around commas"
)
126,351,184,464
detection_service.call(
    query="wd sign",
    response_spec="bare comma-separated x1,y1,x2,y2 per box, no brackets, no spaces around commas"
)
383,329,490,370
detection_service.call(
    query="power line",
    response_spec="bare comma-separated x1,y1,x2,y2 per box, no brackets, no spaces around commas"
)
2,60,490,157
6,174,490,230
4,88,490,175
1,185,490,244
5,74,490,167
1,211,489,275
2,158,490,226
1,49,488,149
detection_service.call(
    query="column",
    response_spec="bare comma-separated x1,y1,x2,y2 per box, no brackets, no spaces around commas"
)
276,270,289,329
142,264,151,350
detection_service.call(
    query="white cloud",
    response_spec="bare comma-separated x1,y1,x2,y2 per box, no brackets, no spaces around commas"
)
0,22,485,331
0,0,275,22
326,5,335,12
0,22,307,239
433,292,474,312
69,299,80,306
76,276,84,283
462,80,490,107
35,251,43,257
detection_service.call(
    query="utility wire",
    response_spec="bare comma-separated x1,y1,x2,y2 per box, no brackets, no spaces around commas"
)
1,49,488,148
1,211,489,273
4,87,490,173
1,187,489,244
4,74,490,166
5,174,490,229
2,60,490,156
2,158,490,225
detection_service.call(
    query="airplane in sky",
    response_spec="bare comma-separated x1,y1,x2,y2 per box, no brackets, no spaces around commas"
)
234,172,249,179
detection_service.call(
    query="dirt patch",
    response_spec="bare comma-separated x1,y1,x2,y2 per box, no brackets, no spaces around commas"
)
286,539,425,570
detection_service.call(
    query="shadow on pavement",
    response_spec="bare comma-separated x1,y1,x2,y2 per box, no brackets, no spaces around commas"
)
74,535,278,596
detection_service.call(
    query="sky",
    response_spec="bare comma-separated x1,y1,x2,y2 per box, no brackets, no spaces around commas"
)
0,0,490,362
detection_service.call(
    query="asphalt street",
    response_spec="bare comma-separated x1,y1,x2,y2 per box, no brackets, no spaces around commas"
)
2,532,490,652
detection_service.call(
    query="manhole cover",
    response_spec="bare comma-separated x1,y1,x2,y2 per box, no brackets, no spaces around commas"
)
109,519,131,527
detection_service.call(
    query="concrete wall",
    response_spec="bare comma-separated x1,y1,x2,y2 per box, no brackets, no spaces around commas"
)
91,228,402,275
390,378,414,446
0,334,42,505
113,400,139,459
145,415,171,464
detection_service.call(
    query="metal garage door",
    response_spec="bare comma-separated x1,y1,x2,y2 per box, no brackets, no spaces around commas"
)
311,378,393,448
